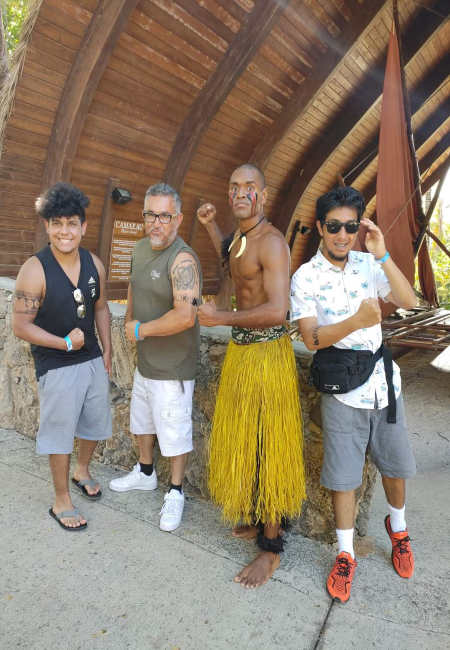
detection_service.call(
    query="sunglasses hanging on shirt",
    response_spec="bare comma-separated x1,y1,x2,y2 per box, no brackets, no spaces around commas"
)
73,288,86,319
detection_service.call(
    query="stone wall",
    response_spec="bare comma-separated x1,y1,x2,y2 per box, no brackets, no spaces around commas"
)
0,281,377,541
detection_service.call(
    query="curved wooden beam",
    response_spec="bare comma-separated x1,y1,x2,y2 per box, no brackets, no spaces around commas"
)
270,0,448,235
163,0,289,192
250,0,387,169
37,0,140,248
343,53,450,186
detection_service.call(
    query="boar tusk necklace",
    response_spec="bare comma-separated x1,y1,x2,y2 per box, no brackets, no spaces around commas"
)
228,216,265,258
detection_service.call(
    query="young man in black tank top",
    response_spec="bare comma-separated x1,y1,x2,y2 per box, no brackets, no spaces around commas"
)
12,183,112,531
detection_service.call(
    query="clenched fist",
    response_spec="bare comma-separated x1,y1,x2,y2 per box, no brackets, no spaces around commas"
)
355,298,381,329
197,203,216,225
67,327,84,350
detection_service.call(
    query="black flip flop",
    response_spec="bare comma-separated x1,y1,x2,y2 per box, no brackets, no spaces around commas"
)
71,477,102,500
49,508,87,531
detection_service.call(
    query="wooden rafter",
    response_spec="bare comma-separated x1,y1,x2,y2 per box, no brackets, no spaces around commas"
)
343,54,450,186
163,0,289,193
36,0,140,248
250,0,386,169
270,0,448,234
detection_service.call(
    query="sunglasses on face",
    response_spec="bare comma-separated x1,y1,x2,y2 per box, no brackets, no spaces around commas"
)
73,288,86,319
323,220,360,234
142,211,176,225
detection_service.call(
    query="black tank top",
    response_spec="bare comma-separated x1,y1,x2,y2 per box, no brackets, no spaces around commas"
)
31,246,102,378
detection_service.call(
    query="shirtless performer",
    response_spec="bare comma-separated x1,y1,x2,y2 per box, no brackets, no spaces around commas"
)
197,164,305,588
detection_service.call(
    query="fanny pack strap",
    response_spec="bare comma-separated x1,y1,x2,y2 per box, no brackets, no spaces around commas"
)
382,346,396,423
361,344,396,423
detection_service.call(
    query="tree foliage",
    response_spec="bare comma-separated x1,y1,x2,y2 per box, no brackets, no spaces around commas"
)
427,200,450,309
1,0,29,57
416,187,450,309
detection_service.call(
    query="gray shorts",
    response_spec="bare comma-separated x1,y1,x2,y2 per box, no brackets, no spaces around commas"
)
36,357,112,455
320,393,416,491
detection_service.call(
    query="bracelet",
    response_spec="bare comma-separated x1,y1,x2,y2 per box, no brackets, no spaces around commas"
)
134,321,143,341
376,251,390,264
64,335,73,352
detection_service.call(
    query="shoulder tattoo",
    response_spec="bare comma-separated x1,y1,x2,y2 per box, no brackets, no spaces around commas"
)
13,290,41,314
172,258,199,292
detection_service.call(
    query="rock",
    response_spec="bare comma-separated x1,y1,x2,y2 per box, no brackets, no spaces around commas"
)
0,283,377,542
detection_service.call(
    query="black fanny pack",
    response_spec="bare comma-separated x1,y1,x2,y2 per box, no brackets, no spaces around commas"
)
310,344,396,423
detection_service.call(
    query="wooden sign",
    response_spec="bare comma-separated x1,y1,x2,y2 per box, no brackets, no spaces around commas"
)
108,219,144,282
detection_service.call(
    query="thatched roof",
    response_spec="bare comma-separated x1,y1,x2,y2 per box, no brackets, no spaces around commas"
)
0,0,448,294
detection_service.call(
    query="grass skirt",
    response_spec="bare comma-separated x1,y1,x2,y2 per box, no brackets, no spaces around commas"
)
208,334,305,525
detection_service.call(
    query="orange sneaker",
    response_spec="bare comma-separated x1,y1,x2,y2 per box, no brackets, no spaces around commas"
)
326,551,357,603
384,515,414,579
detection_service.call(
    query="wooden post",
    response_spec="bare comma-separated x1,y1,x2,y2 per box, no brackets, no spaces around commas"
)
98,177,120,277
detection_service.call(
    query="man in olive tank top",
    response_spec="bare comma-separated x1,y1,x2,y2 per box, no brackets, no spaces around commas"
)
109,183,201,532
12,183,112,531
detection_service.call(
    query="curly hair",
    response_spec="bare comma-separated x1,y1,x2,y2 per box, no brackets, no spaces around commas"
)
316,186,365,223
35,182,90,223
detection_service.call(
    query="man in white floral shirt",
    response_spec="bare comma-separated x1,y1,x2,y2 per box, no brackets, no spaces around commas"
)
291,186,417,603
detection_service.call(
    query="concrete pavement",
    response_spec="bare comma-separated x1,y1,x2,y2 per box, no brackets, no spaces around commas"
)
1,350,449,649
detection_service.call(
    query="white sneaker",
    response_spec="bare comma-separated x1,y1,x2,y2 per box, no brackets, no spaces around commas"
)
109,463,157,492
159,489,185,532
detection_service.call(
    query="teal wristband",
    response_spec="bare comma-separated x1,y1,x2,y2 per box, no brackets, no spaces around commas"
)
64,335,73,351
376,251,390,264
135,321,142,341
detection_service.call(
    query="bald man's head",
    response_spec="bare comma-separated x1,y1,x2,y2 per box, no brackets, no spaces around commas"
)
232,163,266,190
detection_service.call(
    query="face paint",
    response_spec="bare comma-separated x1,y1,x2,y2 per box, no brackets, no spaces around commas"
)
228,186,238,206
247,190,257,218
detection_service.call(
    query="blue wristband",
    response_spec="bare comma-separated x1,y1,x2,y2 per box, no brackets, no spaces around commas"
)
376,251,390,264
64,335,73,351
135,321,142,341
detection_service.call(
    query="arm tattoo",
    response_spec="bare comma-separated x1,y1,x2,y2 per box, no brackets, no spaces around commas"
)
312,326,320,347
13,290,41,314
173,294,192,303
172,259,199,292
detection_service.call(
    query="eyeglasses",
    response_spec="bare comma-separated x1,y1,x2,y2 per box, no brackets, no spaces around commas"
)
324,220,360,234
73,288,86,319
142,210,176,224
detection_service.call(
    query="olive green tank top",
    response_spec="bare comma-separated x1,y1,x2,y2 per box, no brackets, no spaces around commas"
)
130,236,202,380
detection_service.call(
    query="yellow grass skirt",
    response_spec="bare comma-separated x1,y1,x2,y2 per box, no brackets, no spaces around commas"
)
208,334,305,525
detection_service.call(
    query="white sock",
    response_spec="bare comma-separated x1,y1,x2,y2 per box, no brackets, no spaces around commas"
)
336,528,355,558
388,503,406,532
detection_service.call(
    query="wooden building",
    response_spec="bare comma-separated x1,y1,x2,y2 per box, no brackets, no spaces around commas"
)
0,0,448,298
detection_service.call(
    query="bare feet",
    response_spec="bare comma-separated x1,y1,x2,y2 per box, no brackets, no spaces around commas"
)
232,525,258,539
234,551,280,588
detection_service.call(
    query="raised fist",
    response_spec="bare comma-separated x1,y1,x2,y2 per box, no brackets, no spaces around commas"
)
197,203,216,225
355,298,381,329
67,327,85,350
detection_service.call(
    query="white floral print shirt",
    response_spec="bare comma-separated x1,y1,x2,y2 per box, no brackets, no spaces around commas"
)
290,249,401,409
